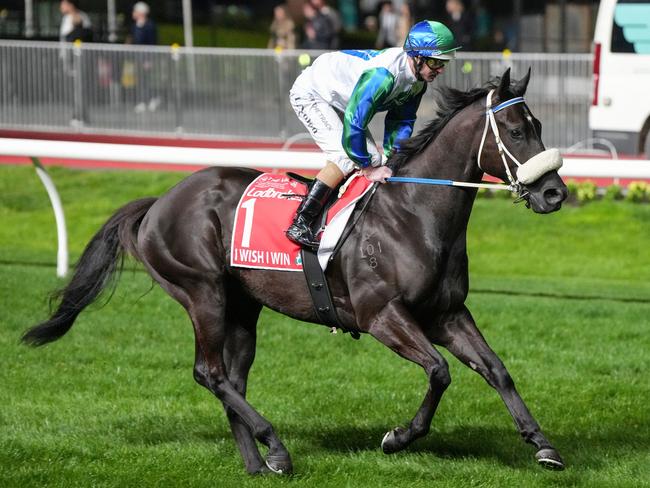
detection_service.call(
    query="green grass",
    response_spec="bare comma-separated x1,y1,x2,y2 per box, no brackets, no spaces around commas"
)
1,165,649,487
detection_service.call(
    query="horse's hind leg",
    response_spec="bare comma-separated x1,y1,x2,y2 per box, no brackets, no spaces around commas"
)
188,280,293,475
364,300,452,454
433,306,565,470
215,286,267,474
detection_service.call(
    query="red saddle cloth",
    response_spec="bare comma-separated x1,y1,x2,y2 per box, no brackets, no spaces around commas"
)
230,173,372,271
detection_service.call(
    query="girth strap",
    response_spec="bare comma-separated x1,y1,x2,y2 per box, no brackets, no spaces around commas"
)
301,248,360,340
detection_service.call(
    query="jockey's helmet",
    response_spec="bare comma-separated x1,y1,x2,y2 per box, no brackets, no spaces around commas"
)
403,21,460,60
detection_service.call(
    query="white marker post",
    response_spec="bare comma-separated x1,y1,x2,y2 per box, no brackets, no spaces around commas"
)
31,158,68,278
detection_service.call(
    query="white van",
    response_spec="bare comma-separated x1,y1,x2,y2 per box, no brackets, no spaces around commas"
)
589,0,650,157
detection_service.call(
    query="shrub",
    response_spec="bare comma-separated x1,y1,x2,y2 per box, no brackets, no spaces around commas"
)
481,180,650,204
625,181,649,203
576,181,597,203
604,184,623,201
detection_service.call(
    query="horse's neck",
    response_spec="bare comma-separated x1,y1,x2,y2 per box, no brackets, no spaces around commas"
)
402,107,483,183
385,107,483,241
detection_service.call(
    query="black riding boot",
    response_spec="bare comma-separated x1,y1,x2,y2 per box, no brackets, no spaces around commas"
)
286,179,333,250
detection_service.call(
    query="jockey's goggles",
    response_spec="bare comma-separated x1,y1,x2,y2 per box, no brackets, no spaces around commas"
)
423,57,449,69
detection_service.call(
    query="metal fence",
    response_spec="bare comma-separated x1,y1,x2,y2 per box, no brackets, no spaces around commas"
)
0,40,593,149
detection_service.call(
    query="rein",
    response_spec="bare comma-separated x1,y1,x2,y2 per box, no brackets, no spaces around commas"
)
386,176,513,192
387,89,527,193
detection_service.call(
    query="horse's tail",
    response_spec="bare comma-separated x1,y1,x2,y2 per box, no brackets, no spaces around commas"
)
21,197,157,347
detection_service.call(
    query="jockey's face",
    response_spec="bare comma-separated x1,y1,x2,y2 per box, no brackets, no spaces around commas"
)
418,57,446,82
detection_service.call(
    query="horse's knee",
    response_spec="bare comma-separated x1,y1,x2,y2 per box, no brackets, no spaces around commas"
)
430,363,451,390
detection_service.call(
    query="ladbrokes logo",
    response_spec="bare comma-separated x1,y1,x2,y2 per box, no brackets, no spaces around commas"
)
245,187,288,199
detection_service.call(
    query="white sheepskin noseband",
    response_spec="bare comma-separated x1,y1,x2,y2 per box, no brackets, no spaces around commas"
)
516,148,563,185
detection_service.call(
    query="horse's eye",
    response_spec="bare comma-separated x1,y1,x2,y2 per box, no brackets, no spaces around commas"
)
510,128,523,139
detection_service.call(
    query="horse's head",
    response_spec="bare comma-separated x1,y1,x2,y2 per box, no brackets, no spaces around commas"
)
477,68,568,213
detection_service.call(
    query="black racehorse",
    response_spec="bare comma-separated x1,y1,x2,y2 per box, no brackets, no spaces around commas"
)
23,69,568,474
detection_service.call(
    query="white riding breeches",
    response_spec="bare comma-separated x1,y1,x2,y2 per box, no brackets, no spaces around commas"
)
289,87,382,175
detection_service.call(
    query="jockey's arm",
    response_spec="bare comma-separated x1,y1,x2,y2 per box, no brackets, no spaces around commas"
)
342,68,394,169
383,83,427,158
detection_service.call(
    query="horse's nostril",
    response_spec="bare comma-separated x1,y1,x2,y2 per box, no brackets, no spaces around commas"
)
544,187,567,205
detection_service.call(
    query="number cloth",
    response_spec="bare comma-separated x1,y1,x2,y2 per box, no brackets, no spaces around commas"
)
230,173,372,271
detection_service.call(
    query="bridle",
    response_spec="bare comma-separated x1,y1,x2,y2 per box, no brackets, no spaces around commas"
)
475,89,564,204
477,89,527,194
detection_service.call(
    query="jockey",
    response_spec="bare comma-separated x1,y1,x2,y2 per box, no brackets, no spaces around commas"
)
286,20,460,250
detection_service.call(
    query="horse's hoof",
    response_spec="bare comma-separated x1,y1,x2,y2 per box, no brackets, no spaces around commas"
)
381,427,406,454
536,448,565,470
265,454,293,475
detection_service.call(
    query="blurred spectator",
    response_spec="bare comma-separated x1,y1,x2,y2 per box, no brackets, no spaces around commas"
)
492,28,507,51
472,0,492,50
364,15,378,34
59,0,93,127
445,0,474,50
375,1,399,49
130,1,157,46
312,0,342,49
127,2,159,114
301,1,335,50
396,2,412,47
59,0,92,43
268,4,296,50
338,0,359,31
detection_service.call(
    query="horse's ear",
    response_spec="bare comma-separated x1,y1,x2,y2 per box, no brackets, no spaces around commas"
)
497,68,511,99
512,67,532,97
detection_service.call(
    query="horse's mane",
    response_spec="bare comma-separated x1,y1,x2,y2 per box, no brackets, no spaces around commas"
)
388,79,499,170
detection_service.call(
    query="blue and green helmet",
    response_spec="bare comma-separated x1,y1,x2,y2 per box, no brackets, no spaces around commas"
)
403,20,461,60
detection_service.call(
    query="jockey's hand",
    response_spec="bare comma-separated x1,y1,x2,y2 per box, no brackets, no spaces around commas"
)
361,165,393,183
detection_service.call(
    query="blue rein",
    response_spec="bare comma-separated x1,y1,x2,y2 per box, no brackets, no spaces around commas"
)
386,176,454,186
385,176,512,191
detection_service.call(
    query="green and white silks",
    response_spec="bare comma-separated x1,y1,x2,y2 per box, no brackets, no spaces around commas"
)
290,47,427,172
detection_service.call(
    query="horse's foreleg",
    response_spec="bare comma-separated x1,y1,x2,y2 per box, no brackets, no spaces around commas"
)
365,299,451,454
188,282,292,475
434,306,564,470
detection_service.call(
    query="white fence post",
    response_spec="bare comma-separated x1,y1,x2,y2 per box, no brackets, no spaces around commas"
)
31,158,68,278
